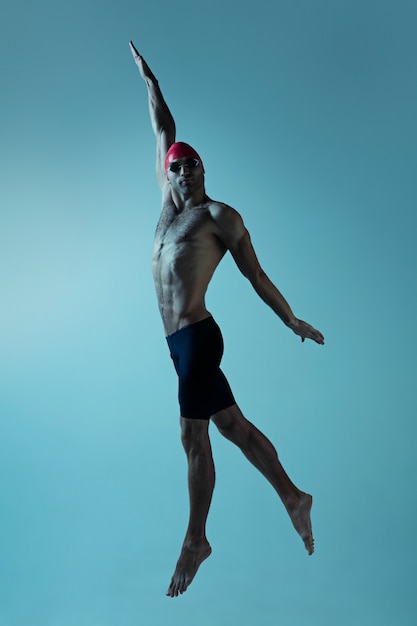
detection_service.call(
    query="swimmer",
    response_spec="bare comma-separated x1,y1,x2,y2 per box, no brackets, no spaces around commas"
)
129,40,324,598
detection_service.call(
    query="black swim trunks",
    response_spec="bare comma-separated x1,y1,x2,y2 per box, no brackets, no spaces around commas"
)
166,316,236,420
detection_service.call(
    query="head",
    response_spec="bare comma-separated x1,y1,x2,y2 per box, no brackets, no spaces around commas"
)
164,142,205,196
164,142,205,175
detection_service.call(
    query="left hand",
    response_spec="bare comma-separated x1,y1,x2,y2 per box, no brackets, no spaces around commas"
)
129,41,157,83
290,318,325,345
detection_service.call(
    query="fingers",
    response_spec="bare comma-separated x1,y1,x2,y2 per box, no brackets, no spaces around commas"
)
129,40,140,59
304,336,324,345
300,327,324,345
293,319,324,345
314,332,325,345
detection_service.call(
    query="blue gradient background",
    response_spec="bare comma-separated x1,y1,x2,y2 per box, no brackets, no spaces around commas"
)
1,1,416,624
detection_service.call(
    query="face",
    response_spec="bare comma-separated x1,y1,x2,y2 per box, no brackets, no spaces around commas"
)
167,157,204,193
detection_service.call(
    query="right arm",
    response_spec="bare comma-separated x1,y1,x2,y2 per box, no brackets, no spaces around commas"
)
129,41,176,188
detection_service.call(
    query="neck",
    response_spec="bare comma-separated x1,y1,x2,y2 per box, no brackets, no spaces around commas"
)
171,185,207,211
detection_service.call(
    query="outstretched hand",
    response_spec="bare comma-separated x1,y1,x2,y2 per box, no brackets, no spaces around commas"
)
290,319,325,345
129,40,157,83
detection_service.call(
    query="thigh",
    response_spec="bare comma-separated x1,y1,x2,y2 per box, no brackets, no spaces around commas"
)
209,368,236,416
177,321,223,420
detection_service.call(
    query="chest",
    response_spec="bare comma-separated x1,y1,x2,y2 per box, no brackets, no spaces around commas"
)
155,206,211,245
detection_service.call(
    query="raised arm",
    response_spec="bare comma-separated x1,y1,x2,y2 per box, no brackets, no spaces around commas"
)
211,204,325,345
129,41,176,188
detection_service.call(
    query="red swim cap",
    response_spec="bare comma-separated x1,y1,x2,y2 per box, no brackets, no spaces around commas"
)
164,142,204,173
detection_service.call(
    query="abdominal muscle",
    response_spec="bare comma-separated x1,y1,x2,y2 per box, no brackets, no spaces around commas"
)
152,239,223,336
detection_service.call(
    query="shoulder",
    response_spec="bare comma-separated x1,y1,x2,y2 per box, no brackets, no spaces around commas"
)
209,201,244,227
208,201,247,246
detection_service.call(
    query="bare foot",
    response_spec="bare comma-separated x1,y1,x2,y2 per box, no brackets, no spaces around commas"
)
166,539,212,597
287,493,314,555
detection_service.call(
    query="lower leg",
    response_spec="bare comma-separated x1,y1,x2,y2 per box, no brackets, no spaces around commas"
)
167,418,214,597
212,405,314,554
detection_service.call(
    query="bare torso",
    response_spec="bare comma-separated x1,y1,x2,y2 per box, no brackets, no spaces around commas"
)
152,196,227,335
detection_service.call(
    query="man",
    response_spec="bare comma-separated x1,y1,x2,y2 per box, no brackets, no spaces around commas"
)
129,40,324,598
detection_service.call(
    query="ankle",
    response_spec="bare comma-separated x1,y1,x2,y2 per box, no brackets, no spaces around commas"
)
283,491,302,511
184,534,208,547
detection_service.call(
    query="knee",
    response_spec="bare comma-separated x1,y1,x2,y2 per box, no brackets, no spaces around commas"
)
180,421,193,450
212,406,250,444
180,418,210,454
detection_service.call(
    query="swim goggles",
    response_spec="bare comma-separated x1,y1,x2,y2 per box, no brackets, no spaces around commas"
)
168,158,200,173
